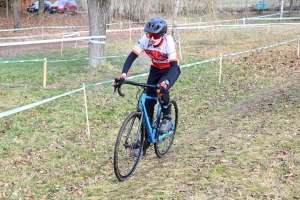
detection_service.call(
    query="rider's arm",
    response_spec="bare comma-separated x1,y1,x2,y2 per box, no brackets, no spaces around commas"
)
121,52,138,74
165,61,179,82
121,35,147,75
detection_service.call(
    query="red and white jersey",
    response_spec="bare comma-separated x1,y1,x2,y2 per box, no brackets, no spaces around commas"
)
132,35,178,69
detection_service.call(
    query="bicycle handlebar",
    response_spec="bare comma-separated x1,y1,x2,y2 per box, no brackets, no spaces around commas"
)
114,80,158,97
114,80,164,104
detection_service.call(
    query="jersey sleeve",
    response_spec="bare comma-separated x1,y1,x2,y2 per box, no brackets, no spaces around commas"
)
132,35,148,56
166,35,178,62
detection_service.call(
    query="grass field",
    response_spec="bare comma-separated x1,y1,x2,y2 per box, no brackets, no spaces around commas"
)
0,22,300,199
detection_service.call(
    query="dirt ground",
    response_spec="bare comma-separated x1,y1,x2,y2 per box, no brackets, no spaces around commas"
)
0,8,143,58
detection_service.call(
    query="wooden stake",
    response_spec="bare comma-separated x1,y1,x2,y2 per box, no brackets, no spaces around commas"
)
83,83,91,137
42,26,44,40
43,58,47,88
219,54,223,84
60,35,64,54
297,40,300,58
129,27,132,43
267,24,270,35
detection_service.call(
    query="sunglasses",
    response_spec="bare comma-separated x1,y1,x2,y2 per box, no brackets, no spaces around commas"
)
146,32,162,39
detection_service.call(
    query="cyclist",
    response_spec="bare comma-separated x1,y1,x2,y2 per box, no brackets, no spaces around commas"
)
114,17,181,135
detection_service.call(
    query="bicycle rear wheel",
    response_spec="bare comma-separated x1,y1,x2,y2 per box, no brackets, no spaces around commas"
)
113,111,144,181
154,99,178,158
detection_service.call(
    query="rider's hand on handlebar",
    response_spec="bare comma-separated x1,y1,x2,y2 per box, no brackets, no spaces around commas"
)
157,81,168,97
114,73,126,88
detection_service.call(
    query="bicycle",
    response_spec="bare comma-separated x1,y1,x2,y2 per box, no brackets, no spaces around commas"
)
113,80,179,181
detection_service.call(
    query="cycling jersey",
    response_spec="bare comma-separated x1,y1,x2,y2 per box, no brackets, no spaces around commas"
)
132,35,178,69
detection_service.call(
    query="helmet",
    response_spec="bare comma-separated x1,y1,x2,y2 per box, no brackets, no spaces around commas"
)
144,18,167,35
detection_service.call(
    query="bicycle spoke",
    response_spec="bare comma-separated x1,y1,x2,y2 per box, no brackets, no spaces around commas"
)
154,99,178,158
113,112,143,181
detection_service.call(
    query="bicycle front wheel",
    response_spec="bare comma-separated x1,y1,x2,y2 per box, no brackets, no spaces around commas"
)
113,111,144,181
154,99,178,158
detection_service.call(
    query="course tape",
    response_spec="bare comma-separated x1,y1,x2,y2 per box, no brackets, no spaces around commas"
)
247,17,300,20
0,55,127,64
0,26,88,32
0,36,106,47
0,88,84,118
0,37,299,118
249,11,288,19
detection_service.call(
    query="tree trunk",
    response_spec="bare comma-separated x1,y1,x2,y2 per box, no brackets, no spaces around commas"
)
172,0,179,42
107,3,112,26
87,0,111,67
13,0,20,29
280,0,284,20
6,0,8,18
145,0,149,20
289,0,293,17
38,0,45,16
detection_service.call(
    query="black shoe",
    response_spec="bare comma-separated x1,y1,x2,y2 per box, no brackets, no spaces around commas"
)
159,114,172,134
132,141,141,157
133,148,140,157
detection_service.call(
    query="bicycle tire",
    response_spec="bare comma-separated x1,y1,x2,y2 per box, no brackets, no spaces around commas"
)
113,111,145,181
154,99,178,158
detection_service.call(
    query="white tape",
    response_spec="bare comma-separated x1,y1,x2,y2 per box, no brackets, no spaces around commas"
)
0,36,106,46
89,39,105,44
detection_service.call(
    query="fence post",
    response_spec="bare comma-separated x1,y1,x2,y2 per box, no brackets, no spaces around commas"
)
61,35,64,54
83,83,91,138
129,27,132,43
297,40,300,58
42,26,44,40
219,54,223,84
43,58,47,88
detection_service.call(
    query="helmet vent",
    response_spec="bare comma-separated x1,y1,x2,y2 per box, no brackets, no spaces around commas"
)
153,24,160,31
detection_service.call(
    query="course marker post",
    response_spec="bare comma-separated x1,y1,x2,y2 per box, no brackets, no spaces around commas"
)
83,83,91,137
129,26,132,43
219,54,223,84
61,35,64,54
42,26,44,39
43,58,47,88
297,40,300,58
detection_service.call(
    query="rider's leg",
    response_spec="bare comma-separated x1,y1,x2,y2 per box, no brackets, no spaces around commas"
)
158,88,172,133
158,65,181,133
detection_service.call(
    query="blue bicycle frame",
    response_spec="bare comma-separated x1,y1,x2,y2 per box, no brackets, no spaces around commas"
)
138,91,174,144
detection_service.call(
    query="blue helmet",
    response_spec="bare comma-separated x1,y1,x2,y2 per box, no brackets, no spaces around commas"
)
144,18,167,35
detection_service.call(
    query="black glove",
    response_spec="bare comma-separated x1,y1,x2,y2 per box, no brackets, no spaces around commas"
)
114,74,126,87
156,80,168,96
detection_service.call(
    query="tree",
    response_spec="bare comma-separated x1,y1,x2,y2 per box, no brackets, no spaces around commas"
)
172,0,179,42
38,0,45,16
289,0,293,17
145,0,149,20
12,0,20,29
5,0,9,18
280,0,284,20
87,0,111,67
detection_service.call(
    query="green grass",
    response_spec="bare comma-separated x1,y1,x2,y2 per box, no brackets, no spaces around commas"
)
0,25,300,199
